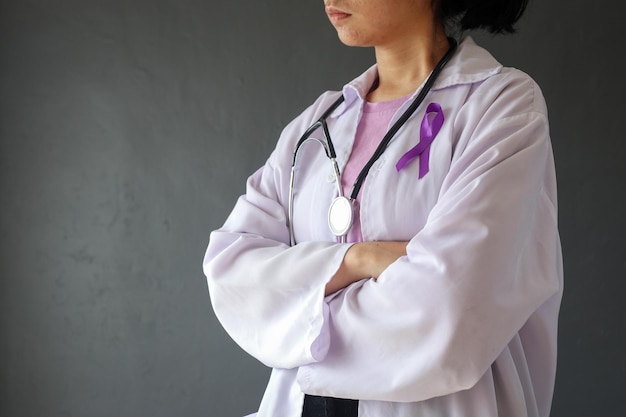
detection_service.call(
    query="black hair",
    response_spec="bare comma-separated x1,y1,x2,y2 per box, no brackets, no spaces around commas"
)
437,0,529,34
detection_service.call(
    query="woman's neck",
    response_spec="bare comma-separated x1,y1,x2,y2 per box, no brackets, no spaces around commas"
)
366,29,450,103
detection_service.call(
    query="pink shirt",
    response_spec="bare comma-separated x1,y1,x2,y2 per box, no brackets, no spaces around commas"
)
341,95,410,242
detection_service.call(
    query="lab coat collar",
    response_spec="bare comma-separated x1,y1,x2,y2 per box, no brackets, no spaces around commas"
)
434,36,503,89
331,36,502,117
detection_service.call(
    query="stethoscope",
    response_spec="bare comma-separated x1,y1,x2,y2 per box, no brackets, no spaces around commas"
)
288,38,458,246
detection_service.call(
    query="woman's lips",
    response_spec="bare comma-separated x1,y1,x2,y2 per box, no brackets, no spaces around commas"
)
325,6,351,22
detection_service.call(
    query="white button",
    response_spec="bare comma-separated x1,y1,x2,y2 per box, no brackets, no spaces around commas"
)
327,172,336,182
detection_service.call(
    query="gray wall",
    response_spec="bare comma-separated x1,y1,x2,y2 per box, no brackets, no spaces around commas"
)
1,1,624,416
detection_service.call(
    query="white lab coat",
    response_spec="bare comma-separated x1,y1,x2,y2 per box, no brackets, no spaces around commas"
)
203,37,563,417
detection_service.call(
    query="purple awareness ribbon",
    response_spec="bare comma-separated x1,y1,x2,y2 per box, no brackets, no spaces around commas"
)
395,102,444,179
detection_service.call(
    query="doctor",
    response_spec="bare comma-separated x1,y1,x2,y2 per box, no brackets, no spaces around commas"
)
204,0,563,416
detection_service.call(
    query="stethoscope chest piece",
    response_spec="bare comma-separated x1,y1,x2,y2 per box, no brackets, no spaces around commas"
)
328,196,353,240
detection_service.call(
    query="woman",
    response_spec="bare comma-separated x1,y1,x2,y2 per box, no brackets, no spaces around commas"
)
203,1,563,416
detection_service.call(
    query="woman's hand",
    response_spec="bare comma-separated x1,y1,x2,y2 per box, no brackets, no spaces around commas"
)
325,241,409,296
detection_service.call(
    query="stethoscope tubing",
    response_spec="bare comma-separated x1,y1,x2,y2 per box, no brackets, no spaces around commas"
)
288,38,458,246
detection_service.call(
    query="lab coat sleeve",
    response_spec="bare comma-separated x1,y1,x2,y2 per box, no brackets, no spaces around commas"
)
296,74,562,402
203,129,352,370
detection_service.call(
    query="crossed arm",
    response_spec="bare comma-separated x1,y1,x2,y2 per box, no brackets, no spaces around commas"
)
325,241,409,296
